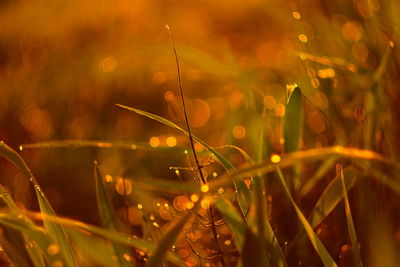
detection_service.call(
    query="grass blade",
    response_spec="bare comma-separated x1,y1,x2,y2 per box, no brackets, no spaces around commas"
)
209,146,388,192
276,167,337,267
116,104,251,217
0,213,64,265
23,211,183,266
21,140,185,153
339,165,363,267
147,211,192,267
242,228,269,267
284,86,302,154
94,162,136,267
308,167,357,227
300,156,339,197
0,185,46,267
0,141,77,267
214,198,246,248
66,228,118,266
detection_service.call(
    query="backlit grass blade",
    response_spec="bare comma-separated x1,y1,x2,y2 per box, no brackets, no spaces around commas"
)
214,198,246,248
147,211,192,267
0,141,77,267
339,165,363,267
0,213,64,265
66,228,117,266
254,106,287,267
95,162,135,267
242,228,269,267
284,85,303,191
275,168,338,267
300,156,339,197
209,146,388,192
0,184,46,267
23,210,183,266
21,140,185,153
308,167,357,227
116,104,251,216
0,232,32,267
131,176,199,194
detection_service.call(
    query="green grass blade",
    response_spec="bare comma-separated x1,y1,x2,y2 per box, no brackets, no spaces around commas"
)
95,162,136,267
275,168,338,267
131,176,199,194
66,228,118,266
300,156,339,197
0,227,32,267
339,165,363,267
242,228,269,267
284,86,302,154
214,198,246,248
23,211,183,266
308,168,357,227
0,142,77,267
0,185,46,267
147,211,192,267
0,213,64,265
116,104,251,217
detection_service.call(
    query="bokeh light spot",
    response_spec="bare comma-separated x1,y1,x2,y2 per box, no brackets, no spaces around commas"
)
232,125,246,139
101,57,117,72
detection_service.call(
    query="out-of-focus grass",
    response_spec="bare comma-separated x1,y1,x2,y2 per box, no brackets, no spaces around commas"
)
0,0,399,266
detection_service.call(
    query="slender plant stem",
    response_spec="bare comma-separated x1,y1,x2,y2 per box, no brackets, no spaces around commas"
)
166,25,226,267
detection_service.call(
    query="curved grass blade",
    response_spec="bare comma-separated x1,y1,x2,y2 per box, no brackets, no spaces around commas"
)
147,211,192,267
0,185,46,267
308,167,357,227
300,156,339,197
21,140,185,154
0,232,32,267
95,162,135,267
209,146,389,192
22,211,183,266
116,105,251,217
0,213,64,265
0,141,77,267
339,165,363,267
214,198,246,248
275,168,338,267
66,228,117,266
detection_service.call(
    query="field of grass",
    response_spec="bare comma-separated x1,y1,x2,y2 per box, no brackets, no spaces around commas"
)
0,0,400,266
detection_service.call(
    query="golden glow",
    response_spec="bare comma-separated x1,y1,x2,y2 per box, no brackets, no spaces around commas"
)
104,174,113,182
152,72,167,84
317,68,336,79
149,137,160,147
173,195,190,211
274,104,286,117
200,184,209,193
264,95,276,110
137,204,143,210
190,194,199,202
292,11,301,20
166,136,177,147
341,21,363,43
298,34,308,43
101,57,117,72
47,244,60,255
232,125,246,139
270,154,281,163
115,178,132,196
